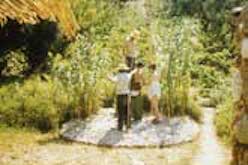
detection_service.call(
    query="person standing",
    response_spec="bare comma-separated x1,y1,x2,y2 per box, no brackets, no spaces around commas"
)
130,62,145,121
147,64,162,123
108,64,133,131
124,30,140,70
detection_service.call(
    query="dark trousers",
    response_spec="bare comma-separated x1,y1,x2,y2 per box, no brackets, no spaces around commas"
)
131,95,144,121
117,95,131,130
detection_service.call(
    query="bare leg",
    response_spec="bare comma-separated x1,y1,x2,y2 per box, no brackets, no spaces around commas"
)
152,96,160,120
149,97,154,115
150,96,161,122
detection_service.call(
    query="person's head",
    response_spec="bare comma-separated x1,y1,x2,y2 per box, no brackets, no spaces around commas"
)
136,62,145,72
136,62,145,70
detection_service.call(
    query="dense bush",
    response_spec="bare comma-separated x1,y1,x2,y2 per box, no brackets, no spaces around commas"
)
150,17,203,121
165,0,244,94
0,77,71,132
51,34,115,117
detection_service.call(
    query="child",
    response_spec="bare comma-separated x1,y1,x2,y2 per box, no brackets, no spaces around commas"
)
148,64,162,123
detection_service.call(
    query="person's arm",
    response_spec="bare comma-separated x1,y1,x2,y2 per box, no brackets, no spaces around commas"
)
130,69,137,76
108,74,117,83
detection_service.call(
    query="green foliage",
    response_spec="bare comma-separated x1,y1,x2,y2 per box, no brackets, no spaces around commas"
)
208,79,232,106
51,35,114,117
166,0,243,93
190,49,232,89
148,17,202,121
160,90,202,122
212,78,233,144
0,50,28,77
168,0,247,46
0,77,70,132
214,97,234,144
1,0,240,131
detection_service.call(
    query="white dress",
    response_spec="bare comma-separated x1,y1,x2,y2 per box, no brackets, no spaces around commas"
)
148,71,161,99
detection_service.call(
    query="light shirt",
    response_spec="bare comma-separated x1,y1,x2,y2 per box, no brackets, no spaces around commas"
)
111,72,131,95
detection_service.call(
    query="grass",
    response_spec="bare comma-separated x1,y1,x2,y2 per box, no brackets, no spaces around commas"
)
214,98,234,145
0,125,55,152
0,124,199,165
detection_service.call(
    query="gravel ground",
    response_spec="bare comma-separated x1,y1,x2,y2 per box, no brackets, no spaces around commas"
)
61,108,200,148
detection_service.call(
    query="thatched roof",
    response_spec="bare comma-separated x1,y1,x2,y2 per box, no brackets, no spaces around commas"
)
0,0,79,40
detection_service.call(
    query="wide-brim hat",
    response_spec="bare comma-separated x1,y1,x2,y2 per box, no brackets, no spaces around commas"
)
117,64,130,71
231,6,244,16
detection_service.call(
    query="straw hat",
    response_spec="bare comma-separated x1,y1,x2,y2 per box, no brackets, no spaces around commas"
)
117,64,130,72
232,6,244,16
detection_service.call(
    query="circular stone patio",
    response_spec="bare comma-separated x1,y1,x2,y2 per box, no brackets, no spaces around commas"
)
60,108,200,148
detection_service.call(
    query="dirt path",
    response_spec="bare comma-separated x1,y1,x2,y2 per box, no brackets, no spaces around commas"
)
191,107,231,165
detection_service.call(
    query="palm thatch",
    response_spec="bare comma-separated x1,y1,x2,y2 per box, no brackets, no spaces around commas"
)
0,0,79,40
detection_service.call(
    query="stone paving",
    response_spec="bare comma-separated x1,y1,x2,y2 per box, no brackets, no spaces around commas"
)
60,108,200,148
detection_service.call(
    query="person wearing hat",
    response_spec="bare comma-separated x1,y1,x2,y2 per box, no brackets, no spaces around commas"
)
124,30,140,70
130,62,145,121
108,64,135,131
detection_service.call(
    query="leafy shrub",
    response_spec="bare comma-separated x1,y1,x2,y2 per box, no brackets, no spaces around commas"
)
160,88,202,122
214,97,234,144
149,17,203,122
208,79,232,106
51,34,116,117
0,50,28,77
0,76,77,132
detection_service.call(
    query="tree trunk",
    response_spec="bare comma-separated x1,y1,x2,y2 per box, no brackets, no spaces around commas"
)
231,6,248,165
232,143,248,165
